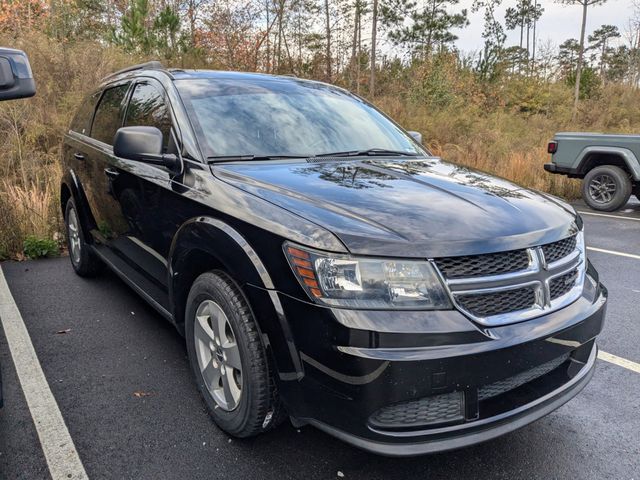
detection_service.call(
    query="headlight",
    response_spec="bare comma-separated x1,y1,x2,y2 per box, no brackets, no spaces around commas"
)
284,243,451,310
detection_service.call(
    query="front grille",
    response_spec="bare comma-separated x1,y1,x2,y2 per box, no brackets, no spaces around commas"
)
478,353,570,401
369,391,464,430
435,232,584,326
542,235,577,263
435,249,529,279
456,286,537,318
550,268,579,300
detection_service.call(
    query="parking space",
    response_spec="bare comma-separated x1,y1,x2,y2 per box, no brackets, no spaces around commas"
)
0,204,639,479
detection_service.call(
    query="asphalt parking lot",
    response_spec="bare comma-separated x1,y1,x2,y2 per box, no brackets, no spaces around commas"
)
0,201,639,480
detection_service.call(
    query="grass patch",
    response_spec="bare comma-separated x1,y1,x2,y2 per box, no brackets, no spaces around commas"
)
23,235,59,259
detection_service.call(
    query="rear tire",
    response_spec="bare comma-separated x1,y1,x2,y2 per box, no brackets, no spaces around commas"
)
185,271,284,438
64,199,103,277
582,165,632,212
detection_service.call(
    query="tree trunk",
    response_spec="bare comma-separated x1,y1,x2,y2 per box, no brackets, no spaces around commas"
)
532,1,537,69
188,0,196,47
425,0,437,56
526,23,530,73
519,16,523,49
601,40,606,78
276,0,284,72
351,2,359,88
324,0,332,80
370,0,378,97
573,0,588,121
356,6,361,94
265,0,271,73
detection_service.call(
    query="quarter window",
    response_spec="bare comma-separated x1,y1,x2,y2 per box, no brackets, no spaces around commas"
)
125,83,173,151
91,84,129,145
70,91,100,136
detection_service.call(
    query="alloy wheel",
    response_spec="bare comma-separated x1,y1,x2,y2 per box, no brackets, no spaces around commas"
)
194,299,243,411
588,174,617,204
67,207,82,266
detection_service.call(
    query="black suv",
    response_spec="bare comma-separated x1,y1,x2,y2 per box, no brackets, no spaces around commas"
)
60,62,607,456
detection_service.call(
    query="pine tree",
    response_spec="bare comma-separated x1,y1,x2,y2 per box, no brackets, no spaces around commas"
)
556,0,609,120
381,0,469,57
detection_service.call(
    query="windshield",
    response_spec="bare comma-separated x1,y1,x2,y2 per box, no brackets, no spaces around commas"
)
175,77,426,159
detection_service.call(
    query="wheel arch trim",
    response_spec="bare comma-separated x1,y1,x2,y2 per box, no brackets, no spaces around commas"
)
575,146,640,180
168,216,275,291
60,169,97,242
168,216,304,377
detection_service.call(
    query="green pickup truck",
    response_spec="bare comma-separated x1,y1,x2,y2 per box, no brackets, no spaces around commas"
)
544,132,640,211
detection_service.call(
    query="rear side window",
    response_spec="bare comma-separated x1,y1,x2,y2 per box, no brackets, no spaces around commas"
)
91,84,129,145
70,91,100,136
125,83,173,151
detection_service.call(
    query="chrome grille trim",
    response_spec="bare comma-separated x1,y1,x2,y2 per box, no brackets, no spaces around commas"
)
435,232,586,327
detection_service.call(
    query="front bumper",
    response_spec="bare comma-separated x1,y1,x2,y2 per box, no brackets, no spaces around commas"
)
306,340,597,456
262,270,606,456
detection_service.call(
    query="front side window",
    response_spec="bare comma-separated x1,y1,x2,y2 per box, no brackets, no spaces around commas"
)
124,82,173,151
91,84,129,145
176,78,425,159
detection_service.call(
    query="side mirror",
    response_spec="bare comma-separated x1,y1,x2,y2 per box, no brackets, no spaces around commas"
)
114,126,180,172
408,131,423,145
0,48,36,101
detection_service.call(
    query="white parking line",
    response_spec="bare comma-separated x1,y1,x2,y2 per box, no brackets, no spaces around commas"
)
598,351,640,374
587,246,640,260
578,210,640,222
0,266,88,480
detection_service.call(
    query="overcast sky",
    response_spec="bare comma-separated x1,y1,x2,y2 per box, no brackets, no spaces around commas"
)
454,0,636,54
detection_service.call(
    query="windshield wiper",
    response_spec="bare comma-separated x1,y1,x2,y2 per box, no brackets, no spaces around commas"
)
207,154,309,163
314,148,420,158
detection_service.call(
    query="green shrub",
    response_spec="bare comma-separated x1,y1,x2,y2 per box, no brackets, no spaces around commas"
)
23,235,59,259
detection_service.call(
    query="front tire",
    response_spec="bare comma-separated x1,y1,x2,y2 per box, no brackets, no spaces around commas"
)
582,165,632,212
64,199,103,277
185,271,283,437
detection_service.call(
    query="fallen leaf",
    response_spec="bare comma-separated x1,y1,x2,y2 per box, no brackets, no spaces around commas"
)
133,391,154,398
55,329,71,335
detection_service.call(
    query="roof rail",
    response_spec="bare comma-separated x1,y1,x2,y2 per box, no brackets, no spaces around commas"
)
103,61,166,81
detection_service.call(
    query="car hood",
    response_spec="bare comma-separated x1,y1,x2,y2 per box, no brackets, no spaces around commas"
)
213,157,580,257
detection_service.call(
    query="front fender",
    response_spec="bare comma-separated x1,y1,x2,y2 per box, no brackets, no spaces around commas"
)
168,216,303,378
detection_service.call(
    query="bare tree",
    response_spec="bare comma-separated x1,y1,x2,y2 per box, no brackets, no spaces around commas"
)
324,0,332,80
557,0,609,120
370,0,378,96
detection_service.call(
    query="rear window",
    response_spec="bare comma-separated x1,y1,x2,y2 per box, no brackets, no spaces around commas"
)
70,91,100,136
91,84,129,145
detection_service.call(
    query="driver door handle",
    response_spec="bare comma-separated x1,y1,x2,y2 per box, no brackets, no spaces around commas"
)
73,153,85,160
104,167,120,179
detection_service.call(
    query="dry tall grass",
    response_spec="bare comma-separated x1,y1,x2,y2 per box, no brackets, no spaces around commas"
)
1,32,639,258
0,163,61,258
0,33,134,258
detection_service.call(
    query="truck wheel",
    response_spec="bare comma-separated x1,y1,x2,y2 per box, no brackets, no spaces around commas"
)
185,271,284,438
64,199,103,276
582,165,632,211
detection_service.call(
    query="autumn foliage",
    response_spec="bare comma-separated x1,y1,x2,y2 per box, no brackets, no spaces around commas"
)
1,1,640,258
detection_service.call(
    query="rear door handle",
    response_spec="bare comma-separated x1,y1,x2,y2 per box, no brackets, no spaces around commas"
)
104,168,120,179
73,153,85,160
